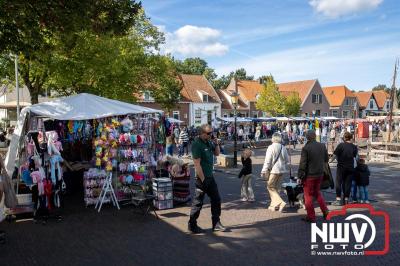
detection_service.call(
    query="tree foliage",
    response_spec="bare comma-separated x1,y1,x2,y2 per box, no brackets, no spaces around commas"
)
372,84,390,93
0,3,181,109
256,75,285,116
283,93,302,116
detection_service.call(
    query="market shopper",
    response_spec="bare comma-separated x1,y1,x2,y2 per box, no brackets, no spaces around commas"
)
261,132,289,212
238,148,254,202
178,126,189,157
330,132,358,206
298,130,329,222
188,124,226,234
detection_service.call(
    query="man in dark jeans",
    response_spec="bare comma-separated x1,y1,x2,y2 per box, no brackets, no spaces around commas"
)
330,131,358,205
188,124,226,234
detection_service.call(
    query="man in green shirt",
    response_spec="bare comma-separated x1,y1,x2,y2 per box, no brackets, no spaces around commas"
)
188,124,226,234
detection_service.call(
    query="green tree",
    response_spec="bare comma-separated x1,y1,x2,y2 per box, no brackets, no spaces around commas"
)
233,68,254,81
174,57,217,85
283,92,302,116
372,84,390,93
0,1,143,103
255,75,285,116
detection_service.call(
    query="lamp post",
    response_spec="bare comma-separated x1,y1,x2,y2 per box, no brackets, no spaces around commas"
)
230,91,239,167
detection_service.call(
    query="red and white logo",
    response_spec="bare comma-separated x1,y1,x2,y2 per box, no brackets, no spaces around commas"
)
311,204,390,256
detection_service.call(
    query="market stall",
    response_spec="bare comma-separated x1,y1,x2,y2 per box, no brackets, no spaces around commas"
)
4,93,175,219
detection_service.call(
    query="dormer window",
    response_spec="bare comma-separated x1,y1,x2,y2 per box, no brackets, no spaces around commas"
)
197,90,209,102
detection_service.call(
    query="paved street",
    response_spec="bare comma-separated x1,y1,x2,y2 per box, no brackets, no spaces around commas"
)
1,146,399,266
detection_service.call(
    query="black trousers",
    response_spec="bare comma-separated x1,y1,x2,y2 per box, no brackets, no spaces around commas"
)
336,167,354,199
189,177,221,226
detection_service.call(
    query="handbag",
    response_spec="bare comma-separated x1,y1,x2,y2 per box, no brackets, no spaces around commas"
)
265,144,283,181
321,162,334,190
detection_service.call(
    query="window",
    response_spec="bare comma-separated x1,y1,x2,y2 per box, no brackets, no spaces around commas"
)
144,91,152,101
332,110,338,117
386,101,390,110
305,112,309,117
312,94,323,104
323,112,328,117
223,113,228,118
172,111,179,120
184,113,188,119
315,110,321,116
252,111,258,118
369,100,374,109
202,94,208,102
195,109,202,125
262,112,267,117
343,111,349,118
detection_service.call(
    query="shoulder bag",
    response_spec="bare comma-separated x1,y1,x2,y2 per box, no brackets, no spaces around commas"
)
266,144,283,181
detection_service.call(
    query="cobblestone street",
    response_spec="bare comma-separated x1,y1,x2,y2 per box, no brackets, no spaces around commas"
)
1,146,399,266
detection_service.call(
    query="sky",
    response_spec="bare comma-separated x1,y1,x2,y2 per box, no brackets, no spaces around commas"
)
143,0,400,91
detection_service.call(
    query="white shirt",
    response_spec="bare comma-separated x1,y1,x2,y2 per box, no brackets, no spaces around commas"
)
261,143,289,174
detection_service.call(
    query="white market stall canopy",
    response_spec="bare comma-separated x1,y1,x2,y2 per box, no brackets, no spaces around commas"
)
218,117,253,123
5,93,163,176
20,93,162,120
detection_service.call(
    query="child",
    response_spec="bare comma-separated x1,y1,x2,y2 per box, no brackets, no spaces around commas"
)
355,159,370,203
238,149,255,202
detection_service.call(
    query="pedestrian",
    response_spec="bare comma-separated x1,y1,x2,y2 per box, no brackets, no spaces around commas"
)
188,124,226,234
255,124,261,141
165,135,174,156
178,126,189,157
261,132,289,212
238,148,255,202
354,159,370,203
238,125,244,142
330,132,358,206
297,130,330,223
289,130,297,150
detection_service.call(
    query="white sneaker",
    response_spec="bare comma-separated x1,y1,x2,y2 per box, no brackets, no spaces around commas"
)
241,198,247,202
365,200,370,204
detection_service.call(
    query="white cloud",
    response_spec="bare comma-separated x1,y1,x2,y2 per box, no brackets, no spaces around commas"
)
159,25,229,56
309,0,383,18
215,34,400,90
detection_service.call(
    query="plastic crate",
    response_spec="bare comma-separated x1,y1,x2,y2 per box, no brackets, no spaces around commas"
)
153,178,172,187
153,199,173,210
16,194,32,205
154,191,173,201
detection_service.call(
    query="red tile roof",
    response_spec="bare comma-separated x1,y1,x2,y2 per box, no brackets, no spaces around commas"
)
323,85,355,107
372,90,389,109
179,74,221,103
232,79,316,104
354,91,373,108
277,79,317,103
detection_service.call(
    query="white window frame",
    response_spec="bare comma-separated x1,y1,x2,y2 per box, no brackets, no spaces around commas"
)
202,94,209,102
194,109,202,125
144,91,150,101
172,111,180,120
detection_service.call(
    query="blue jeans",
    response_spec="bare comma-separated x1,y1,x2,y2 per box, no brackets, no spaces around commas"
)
166,144,173,156
358,186,369,201
179,142,188,156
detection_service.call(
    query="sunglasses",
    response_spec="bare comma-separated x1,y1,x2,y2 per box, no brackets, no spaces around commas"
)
205,131,213,135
